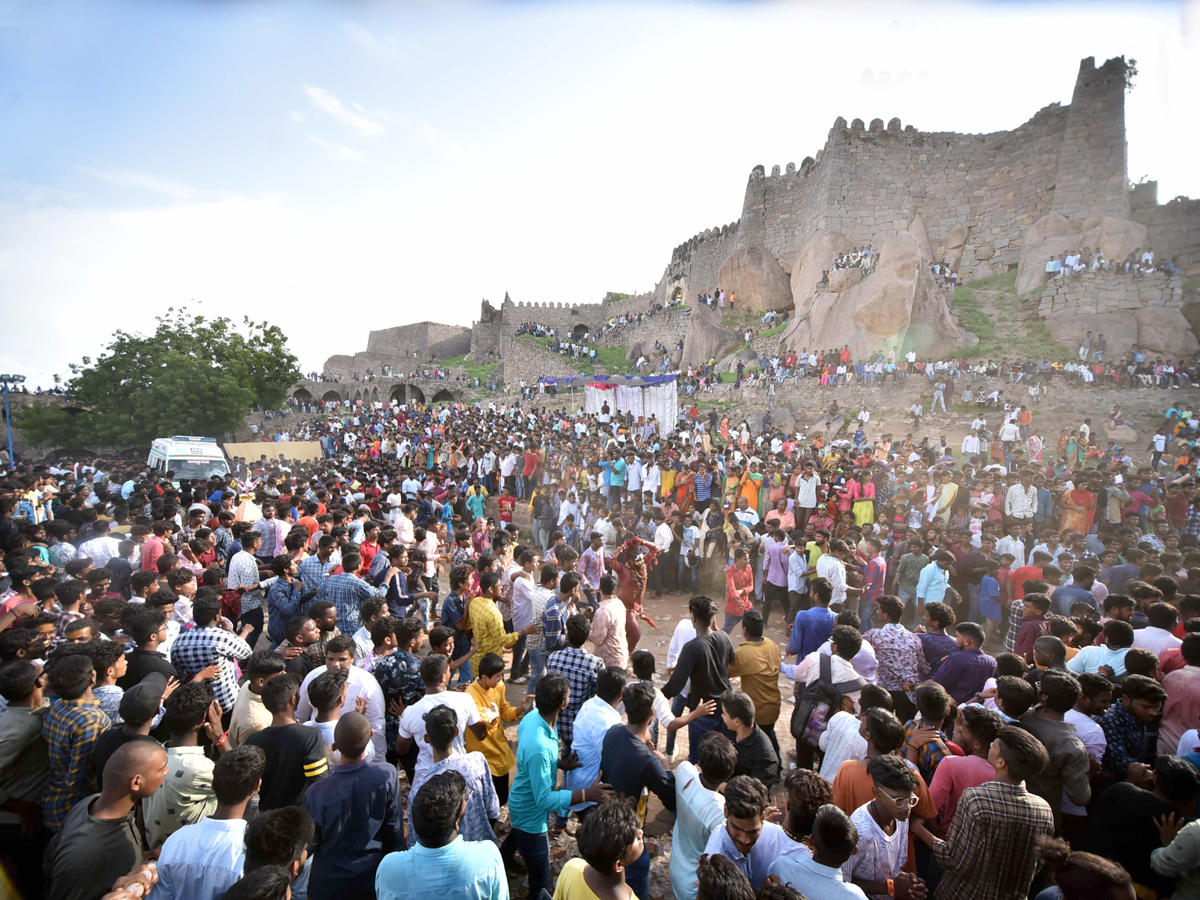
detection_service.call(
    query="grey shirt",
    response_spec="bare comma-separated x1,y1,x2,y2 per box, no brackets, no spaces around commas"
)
0,705,49,809
1019,709,1092,829
46,794,142,900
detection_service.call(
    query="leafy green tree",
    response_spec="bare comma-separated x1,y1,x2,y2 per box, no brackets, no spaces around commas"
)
17,308,300,448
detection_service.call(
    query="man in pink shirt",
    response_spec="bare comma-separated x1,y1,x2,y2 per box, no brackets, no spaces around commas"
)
1160,635,1200,755
140,521,173,573
928,704,1004,835
588,574,629,669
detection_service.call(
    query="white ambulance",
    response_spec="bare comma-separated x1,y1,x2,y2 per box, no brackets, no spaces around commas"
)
147,436,231,484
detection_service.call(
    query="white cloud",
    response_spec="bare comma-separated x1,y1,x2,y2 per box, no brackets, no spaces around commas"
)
302,85,385,137
341,21,405,64
290,110,304,123
75,166,199,200
415,121,467,160
307,136,363,163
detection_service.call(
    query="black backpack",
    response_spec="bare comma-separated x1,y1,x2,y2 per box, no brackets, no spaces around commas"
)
790,652,866,749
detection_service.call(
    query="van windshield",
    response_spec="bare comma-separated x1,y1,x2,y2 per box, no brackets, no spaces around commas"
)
167,458,230,481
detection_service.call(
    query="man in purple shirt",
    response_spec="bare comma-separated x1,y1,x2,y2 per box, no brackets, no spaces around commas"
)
933,622,997,703
786,577,837,658
578,533,605,605
763,529,790,628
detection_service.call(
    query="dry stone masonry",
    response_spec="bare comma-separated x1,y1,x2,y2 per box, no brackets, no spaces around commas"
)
318,56,1197,376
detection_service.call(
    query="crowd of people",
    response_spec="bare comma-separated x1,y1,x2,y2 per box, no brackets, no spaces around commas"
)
1045,247,1183,279
5,389,1200,900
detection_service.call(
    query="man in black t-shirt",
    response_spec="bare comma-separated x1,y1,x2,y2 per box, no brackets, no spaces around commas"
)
661,596,735,763
246,673,328,809
118,607,181,689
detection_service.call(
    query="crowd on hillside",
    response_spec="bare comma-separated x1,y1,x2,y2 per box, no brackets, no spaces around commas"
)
1046,247,1183,279
5,389,1200,900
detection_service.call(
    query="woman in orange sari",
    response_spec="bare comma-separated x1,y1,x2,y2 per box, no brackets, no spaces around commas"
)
1059,486,1096,535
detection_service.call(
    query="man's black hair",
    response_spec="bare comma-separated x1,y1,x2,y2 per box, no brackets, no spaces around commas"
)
577,798,641,874
595,666,629,704
212,745,267,805
243,807,315,872
412,769,466,848
535,672,570,716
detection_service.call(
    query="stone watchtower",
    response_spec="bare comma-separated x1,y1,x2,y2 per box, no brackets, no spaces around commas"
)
1051,56,1130,220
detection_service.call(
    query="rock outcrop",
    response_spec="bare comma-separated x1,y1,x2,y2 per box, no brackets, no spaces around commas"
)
716,245,793,313
1015,214,1147,295
789,232,857,308
680,302,743,371
827,268,862,292
782,230,971,358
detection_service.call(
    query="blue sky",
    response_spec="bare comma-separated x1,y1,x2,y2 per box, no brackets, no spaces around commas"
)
1,0,1196,389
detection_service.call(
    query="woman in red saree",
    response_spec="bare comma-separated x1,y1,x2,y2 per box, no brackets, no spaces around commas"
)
1059,485,1096,535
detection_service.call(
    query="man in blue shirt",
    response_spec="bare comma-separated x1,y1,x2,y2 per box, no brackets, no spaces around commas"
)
375,769,507,900
933,622,998,704
303,713,402,899
787,577,836,658
600,681,677,900
500,672,612,897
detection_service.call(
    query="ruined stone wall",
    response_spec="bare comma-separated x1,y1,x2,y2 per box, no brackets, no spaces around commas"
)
1131,182,1200,270
364,322,471,360
737,104,1070,285
651,222,742,306
1051,56,1130,221
1036,271,1193,358
499,336,590,385
594,307,692,353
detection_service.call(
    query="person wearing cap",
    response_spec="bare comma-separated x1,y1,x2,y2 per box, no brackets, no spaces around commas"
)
91,672,172,786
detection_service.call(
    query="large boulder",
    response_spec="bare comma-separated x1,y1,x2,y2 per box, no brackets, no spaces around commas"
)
789,231,856,310
907,217,934,261
680,301,743,371
941,226,970,267
625,341,645,363
749,406,796,436
1134,308,1199,360
783,230,971,358
1104,422,1139,446
717,347,759,374
827,268,863,292
717,245,793,313
1044,311,1137,361
1016,214,1147,296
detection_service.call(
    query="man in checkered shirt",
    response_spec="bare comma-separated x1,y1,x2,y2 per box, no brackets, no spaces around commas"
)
171,592,254,713
545,613,604,748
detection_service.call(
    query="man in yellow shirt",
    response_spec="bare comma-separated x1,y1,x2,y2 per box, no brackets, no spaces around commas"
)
467,570,536,676
727,610,783,760
465,652,531,804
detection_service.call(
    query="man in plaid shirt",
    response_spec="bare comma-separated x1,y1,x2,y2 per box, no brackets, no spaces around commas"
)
170,592,254,713
545,613,605,748
42,655,110,831
316,549,391,635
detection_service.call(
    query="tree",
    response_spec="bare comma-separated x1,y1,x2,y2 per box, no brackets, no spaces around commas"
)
18,308,300,448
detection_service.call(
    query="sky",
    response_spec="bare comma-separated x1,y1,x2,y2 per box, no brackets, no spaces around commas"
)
1,0,1197,389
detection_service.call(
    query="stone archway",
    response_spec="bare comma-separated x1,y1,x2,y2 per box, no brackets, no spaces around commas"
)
670,286,683,304
321,390,342,404
572,323,589,340
389,385,407,406
432,389,455,404
293,388,313,403
408,385,426,405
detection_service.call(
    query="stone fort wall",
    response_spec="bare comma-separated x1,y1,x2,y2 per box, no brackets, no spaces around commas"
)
1131,183,1200,270
654,56,1148,299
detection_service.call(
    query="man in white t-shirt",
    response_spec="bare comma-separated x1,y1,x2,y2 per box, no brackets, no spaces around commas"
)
394,654,486,785
671,734,734,900
294,637,388,762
